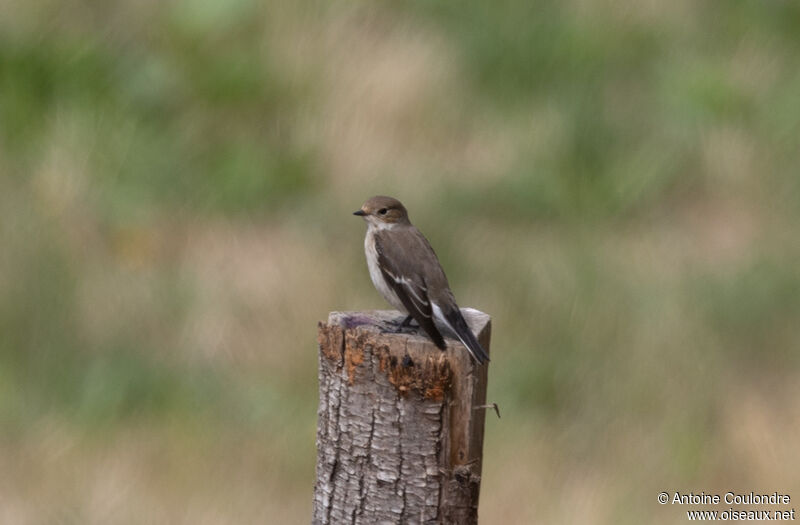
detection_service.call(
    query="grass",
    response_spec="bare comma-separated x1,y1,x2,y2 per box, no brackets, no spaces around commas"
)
1,0,799,523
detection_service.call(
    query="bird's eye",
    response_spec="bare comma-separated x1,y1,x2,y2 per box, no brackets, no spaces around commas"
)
378,208,388,215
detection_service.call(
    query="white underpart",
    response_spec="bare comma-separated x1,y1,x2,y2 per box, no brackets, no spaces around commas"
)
365,228,406,313
369,218,399,231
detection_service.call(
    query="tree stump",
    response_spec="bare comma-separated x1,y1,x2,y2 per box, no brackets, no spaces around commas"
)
313,309,491,525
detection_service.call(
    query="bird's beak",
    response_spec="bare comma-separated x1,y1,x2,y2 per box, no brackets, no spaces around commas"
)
353,210,366,216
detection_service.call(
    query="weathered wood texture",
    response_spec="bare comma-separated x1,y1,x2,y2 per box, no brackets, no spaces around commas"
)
313,309,491,525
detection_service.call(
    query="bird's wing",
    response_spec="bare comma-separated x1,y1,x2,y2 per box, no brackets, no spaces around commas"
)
374,230,446,349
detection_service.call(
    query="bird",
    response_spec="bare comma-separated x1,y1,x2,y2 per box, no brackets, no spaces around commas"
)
354,195,489,364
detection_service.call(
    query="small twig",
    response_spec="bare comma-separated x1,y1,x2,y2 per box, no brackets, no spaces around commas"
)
473,403,501,419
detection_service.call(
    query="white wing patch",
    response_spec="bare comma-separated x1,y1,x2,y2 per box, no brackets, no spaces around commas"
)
382,268,431,318
399,276,427,306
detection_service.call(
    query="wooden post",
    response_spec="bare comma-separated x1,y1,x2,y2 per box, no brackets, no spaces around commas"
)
313,309,491,525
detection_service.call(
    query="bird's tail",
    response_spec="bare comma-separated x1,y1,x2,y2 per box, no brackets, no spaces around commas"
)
440,306,490,365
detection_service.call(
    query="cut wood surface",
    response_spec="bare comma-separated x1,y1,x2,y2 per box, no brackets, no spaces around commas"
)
313,309,491,525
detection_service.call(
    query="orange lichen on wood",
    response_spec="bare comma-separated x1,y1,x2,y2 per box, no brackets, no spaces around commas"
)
344,332,366,385
317,322,344,364
378,349,452,402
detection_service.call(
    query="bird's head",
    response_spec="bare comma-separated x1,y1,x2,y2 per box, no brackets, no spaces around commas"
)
353,196,410,228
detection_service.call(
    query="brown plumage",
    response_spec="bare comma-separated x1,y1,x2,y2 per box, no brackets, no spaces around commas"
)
354,196,489,364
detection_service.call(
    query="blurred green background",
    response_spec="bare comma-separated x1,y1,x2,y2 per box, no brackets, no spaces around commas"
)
2,0,799,523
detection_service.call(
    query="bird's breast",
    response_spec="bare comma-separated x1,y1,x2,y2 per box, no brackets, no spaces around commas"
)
364,231,406,312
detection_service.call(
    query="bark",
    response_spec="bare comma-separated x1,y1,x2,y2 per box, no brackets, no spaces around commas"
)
313,309,491,525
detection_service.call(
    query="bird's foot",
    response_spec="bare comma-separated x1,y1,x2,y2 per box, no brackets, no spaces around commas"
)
394,315,416,333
